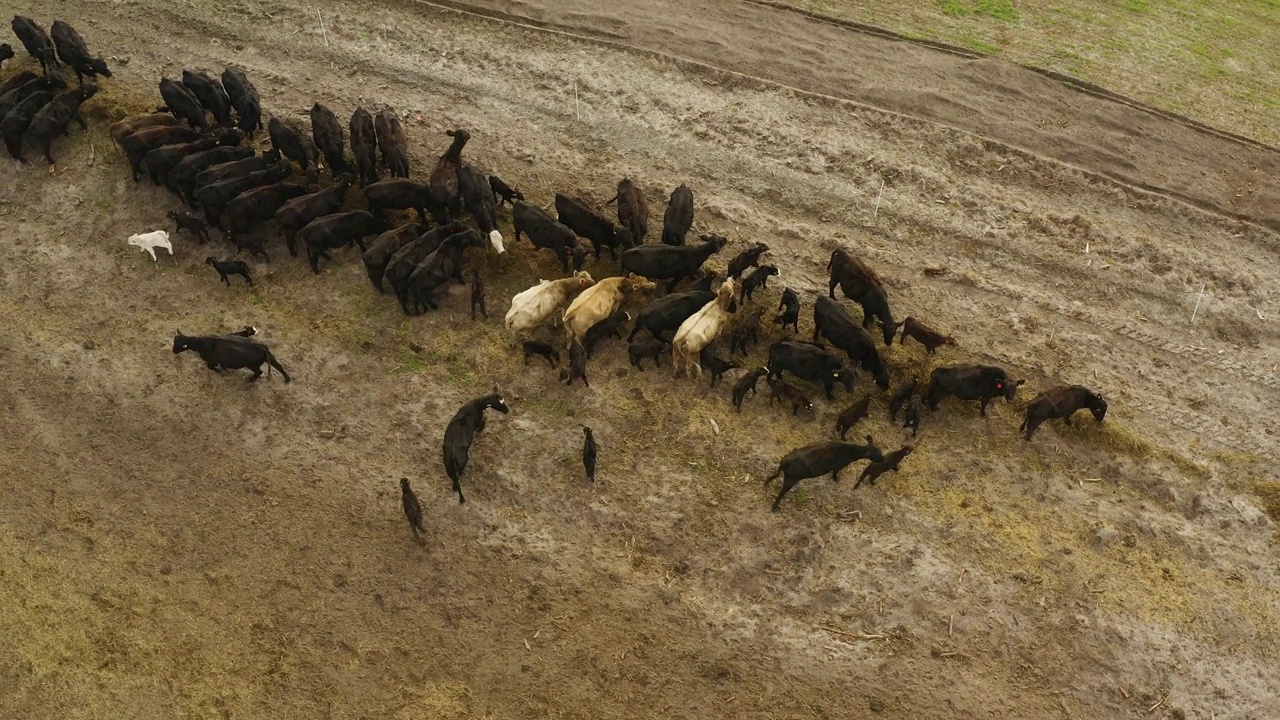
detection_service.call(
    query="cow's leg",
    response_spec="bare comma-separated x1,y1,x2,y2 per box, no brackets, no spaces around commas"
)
831,469,841,483
771,476,800,512
453,478,466,505
247,364,264,382
979,396,991,417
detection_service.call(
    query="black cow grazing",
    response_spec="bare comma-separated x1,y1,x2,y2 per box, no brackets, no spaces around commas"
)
205,257,253,287
194,162,292,228
442,393,510,504
896,316,957,354
774,287,800,332
28,82,97,167
582,427,598,483
726,242,769,280
470,269,488,320
180,70,231,126
384,221,468,311
628,339,669,371
267,116,319,184
143,136,221,187
902,396,922,437
610,177,648,245
310,103,350,177
159,77,207,130
459,164,505,254
349,107,379,187
365,178,434,224
812,295,890,390
512,201,587,273
172,330,290,383
1,89,54,161
925,364,1023,417
50,21,110,86
221,67,261,137
276,174,354,256
0,70,38,97
628,289,713,343
767,340,856,401
0,72,65,122
560,339,590,387
764,437,884,511
699,346,739,388
855,445,914,490
489,174,524,206
429,128,470,222
555,193,633,260
828,248,896,345
768,375,815,416
620,234,727,293
375,107,410,179
731,366,769,411
740,264,778,301
583,310,631,358
0,43,12,67
361,221,427,292
168,210,212,243
835,396,871,440
661,184,694,246
404,229,487,314
224,181,315,244
400,478,425,540
169,145,255,205
11,16,58,75
227,325,258,338
300,210,386,274
189,147,279,199
1020,385,1108,441
887,377,918,421
121,125,202,182
523,341,560,368
729,305,765,356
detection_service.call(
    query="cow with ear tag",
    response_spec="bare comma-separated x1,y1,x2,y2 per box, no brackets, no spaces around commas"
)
442,393,511,504
924,364,1022,417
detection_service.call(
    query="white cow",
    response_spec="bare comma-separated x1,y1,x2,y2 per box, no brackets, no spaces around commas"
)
671,278,737,377
504,271,595,338
487,230,506,255
127,230,173,261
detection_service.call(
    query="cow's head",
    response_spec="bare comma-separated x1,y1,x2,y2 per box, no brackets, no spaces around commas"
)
872,367,891,390
486,394,511,414
861,435,885,463
615,226,636,250
833,365,858,393
569,245,588,271
995,378,1023,402
571,270,595,289
621,273,657,293
1090,395,1109,423
172,331,191,354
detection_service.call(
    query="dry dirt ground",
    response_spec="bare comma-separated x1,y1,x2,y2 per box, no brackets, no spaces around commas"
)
2,1,1278,718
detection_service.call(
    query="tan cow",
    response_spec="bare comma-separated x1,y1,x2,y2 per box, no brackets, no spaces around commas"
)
505,271,595,339
562,273,657,346
671,278,737,377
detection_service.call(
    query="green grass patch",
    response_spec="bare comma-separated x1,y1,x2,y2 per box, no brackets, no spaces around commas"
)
975,0,1019,21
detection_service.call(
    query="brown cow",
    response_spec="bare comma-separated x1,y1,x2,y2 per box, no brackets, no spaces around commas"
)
896,316,956,354
563,273,657,346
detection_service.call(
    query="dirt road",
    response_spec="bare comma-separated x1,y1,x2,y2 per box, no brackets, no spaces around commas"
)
2,1,1277,718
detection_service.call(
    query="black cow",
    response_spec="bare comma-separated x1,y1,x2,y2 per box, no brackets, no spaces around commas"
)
627,289,714,342
275,174,354,256
361,221,428,292
470,269,487,320
310,102,350,177
1,89,54,161
221,67,261,136
460,164,504,253
268,116,319,184
812,295,890,390
169,145,256,205
194,162,292,228
1019,385,1108,441
489,174,523,206
0,72,65,120
300,211,386,274
855,446,914,490
144,136,220,187
28,82,97,166
121,125,204,182
167,210,212,243
728,305,765,356
764,438,884,511
523,341,560,368
0,43,12,67
896,316,957,354
774,287,800,332
11,16,58,75
442,393,510,504
50,21,110,86
903,396,922,437
349,107,379,187
828,248,896,345
365,178,434,223
731,366,769,411
583,310,631,358
925,364,1023,417
627,339,669,371
740,264,778,301
620,234,727,292
181,70,231,126
661,184,693,246
224,181,315,243
699,346,739,388
205,257,253,286
384,222,468,313
835,396,871,440
512,201,587,273
610,177,648,244
766,340,856,401
429,128,470,223
375,106,409,179
159,77,207,130
555,193,633,260
0,70,38,97
560,339,590,387
405,229,486,313
767,375,814,416
726,242,769,280
582,427,598,483
190,148,279,197
400,478,425,539
887,377,918,422
172,331,290,383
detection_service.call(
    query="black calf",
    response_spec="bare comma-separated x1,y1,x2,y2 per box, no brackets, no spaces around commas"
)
522,341,560,368
206,257,253,287
172,331,290,383
168,210,212,243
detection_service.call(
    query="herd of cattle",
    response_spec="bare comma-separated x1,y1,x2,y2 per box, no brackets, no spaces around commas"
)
2,16,1113,521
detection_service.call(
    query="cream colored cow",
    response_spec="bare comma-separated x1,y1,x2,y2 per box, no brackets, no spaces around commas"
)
562,273,657,346
504,271,595,339
671,278,737,377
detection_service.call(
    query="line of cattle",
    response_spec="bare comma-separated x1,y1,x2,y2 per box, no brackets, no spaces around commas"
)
2,16,1112,523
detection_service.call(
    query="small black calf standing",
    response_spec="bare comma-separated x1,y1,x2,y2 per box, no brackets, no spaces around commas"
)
470,269,488,320
400,478,424,539
206,257,253,286
903,396,922,437
582,427,597,483
522,341,560,368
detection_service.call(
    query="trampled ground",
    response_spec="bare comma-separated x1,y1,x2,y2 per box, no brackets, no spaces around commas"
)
1,1,1277,718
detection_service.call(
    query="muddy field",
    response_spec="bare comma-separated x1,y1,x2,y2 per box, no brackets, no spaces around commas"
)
2,1,1278,718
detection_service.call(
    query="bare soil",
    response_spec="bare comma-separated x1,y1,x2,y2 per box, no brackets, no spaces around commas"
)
2,1,1278,719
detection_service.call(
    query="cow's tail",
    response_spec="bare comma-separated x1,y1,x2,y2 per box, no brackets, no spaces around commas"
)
266,350,292,383
826,249,837,271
